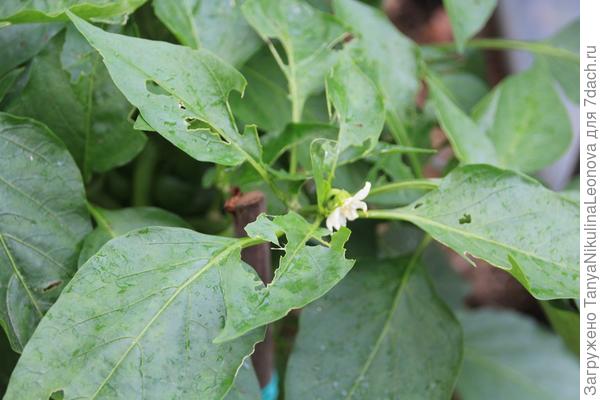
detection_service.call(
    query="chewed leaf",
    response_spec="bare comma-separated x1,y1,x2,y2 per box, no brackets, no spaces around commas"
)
216,212,354,342
69,13,257,167
5,227,264,399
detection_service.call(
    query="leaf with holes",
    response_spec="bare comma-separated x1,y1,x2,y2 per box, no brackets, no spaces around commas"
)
5,227,264,400
69,12,260,168
78,205,190,266
242,0,348,120
7,27,147,178
0,0,146,23
0,113,91,353
285,258,462,400
369,165,579,299
153,0,262,67
215,212,354,342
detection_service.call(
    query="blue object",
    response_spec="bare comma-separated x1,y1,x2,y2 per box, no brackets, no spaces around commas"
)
261,371,279,400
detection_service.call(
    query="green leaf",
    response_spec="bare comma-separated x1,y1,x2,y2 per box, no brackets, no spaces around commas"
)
0,113,91,352
285,258,462,399
79,205,191,266
369,165,578,299
216,212,353,342
0,0,146,24
242,0,348,120
442,0,497,52
325,53,385,161
263,123,337,165
426,73,499,165
7,28,147,177
0,67,23,103
456,309,578,400
333,0,418,118
153,0,262,67
541,19,579,103
225,360,262,400
5,227,264,399
311,139,338,211
69,13,261,168
541,300,579,356
0,23,62,77
472,64,572,172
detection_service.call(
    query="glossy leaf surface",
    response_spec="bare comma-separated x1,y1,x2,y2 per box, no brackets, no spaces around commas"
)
286,258,462,399
5,227,263,399
371,165,579,299
0,113,90,352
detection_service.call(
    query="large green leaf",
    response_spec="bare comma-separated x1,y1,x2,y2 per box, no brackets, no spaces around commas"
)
5,227,264,400
285,258,462,399
78,205,190,266
216,212,353,342
427,73,498,165
333,0,418,119
0,113,91,352
153,0,262,67
473,64,572,172
242,0,348,120
368,165,579,299
442,0,497,52
0,0,146,24
8,28,146,177
325,53,384,161
69,13,260,168
0,23,62,77
456,309,578,400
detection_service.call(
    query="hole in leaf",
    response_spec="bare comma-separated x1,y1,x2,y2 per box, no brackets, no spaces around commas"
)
178,101,186,110
459,213,471,224
414,203,423,209
42,280,63,292
50,390,64,400
184,117,229,143
145,80,169,96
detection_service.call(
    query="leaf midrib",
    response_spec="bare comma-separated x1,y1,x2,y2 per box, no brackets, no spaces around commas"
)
88,237,249,399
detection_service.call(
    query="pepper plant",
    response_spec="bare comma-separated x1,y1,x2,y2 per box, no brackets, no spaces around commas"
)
0,0,579,399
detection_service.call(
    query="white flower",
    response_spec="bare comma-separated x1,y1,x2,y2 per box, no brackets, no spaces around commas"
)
326,182,371,232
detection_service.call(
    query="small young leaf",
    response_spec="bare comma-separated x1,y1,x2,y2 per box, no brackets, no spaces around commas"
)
310,139,338,210
5,227,263,399
472,63,572,172
285,258,462,400
442,0,497,52
78,205,190,266
371,165,578,299
216,212,354,342
242,0,348,119
153,0,262,67
541,19,579,103
426,73,499,165
0,113,91,352
69,13,257,167
333,0,418,119
8,30,147,177
0,0,146,24
456,309,578,400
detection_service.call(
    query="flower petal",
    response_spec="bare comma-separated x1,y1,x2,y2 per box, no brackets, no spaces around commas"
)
353,181,371,201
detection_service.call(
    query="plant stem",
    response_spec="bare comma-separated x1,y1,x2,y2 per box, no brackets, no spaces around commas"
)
430,38,579,63
370,179,439,196
386,112,424,178
132,139,158,207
